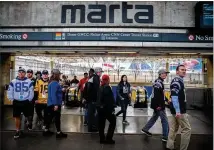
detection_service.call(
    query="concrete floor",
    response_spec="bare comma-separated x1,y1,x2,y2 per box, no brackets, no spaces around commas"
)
1,132,213,150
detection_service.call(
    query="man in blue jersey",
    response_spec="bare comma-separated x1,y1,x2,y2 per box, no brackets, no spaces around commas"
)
166,65,191,150
7,68,34,139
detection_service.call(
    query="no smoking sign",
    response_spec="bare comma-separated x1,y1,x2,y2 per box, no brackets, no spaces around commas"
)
22,34,28,40
188,35,194,41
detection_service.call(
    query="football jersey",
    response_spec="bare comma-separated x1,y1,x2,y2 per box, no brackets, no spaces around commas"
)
7,77,34,101
34,79,49,104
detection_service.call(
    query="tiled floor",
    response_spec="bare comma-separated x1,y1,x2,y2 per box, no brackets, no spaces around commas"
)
1,106,212,135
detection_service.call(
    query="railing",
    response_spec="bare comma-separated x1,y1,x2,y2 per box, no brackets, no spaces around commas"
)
10,70,207,87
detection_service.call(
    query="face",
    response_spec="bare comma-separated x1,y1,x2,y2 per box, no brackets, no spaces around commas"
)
176,66,186,77
160,73,167,79
84,74,88,78
37,74,41,79
74,76,77,79
89,71,93,77
42,74,49,80
107,79,110,84
123,76,127,82
18,71,26,79
98,72,103,77
27,73,33,78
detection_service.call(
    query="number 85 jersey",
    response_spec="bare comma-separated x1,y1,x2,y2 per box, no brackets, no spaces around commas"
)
34,79,49,104
7,77,34,101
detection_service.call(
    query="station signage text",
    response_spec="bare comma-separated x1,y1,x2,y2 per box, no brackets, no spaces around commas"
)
61,2,153,24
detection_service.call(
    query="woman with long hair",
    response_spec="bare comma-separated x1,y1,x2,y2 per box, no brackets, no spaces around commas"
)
43,69,67,138
115,75,131,125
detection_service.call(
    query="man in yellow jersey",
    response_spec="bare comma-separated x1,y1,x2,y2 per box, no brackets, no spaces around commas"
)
34,70,49,129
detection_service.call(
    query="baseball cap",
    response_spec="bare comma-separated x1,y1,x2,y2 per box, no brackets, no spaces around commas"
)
51,69,61,75
42,70,49,74
35,71,42,75
102,74,110,81
94,67,104,73
18,68,26,73
158,69,170,75
27,69,33,74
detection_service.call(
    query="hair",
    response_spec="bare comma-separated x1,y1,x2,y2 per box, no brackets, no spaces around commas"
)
49,73,60,84
176,65,185,71
89,68,95,73
120,75,128,83
84,72,88,75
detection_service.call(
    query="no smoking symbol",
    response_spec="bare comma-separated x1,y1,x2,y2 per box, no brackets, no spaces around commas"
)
188,35,194,41
22,34,28,40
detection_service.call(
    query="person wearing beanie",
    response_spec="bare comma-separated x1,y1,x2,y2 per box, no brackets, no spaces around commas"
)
141,69,170,142
97,75,116,144
7,68,34,139
34,70,49,129
43,69,67,138
35,71,42,80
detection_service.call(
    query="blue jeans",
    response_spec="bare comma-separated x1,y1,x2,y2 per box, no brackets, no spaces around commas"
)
143,110,169,138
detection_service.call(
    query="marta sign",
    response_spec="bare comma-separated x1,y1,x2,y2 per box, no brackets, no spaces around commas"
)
61,2,153,24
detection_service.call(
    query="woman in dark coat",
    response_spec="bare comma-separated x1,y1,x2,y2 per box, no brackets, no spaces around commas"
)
116,75,131,125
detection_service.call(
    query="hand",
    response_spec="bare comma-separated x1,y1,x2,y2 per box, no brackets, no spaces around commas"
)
175,113,181,118
54,106,58,111
156,107,161,110
62,88,66,92
35,100,39,104
129,93,131,98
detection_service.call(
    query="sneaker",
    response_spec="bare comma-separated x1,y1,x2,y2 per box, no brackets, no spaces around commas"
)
42,126,46,130
141,129,152,137
43,130,54,136
105,139,115,144
88,129,98,132
100,140,106,144
84,122,88,126
162,137,168,142
14,131,21,139
37,121,42,127
122,120,129,125
56,132,67,138
27,124,33,131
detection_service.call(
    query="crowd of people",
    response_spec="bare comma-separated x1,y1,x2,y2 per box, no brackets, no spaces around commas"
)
7,65,191,150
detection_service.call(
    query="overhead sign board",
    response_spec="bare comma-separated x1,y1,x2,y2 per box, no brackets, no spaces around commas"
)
195,2,213,29
0,32,212,43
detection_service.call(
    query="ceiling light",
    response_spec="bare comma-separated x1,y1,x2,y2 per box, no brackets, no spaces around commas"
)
78,52,106,54
200,53,213,55
169,53,199,55
108,52,137,54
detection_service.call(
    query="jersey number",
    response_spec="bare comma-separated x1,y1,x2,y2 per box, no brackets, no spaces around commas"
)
15,82,29,92
40,85,48,93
